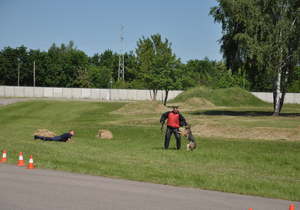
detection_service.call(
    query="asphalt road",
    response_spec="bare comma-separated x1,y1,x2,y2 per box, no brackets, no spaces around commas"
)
0,98,130,106
0,98,38,106
0,164,298,210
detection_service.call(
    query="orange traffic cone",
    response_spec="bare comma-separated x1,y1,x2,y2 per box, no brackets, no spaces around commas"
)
26,154,35,169
1,150,6,162
249,209,253,210
16,152,26,166
289,204,294,210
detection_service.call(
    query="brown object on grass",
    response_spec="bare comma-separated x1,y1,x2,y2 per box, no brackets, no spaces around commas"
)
95,130,113,139
33,129,58,137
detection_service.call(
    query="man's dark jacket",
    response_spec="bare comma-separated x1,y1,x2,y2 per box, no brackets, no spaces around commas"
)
160,111,186,128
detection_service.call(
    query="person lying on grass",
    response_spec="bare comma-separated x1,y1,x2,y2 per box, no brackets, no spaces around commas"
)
34,130,74,143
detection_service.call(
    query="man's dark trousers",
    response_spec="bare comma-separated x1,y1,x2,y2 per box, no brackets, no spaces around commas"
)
165,127,181,149
46,136,63,141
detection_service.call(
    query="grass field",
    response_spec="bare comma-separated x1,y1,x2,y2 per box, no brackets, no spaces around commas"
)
0,88,299,201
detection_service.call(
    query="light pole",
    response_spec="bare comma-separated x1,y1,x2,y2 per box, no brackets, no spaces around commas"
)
17,58,21,86
109,72,113,100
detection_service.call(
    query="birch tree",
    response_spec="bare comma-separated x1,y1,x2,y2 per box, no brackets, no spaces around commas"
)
210,0,300,116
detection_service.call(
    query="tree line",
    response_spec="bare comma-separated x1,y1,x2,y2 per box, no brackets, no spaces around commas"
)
0,33,299,105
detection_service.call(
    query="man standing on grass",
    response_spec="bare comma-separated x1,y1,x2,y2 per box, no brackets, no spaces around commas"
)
160,106,186,150
34,130,74,143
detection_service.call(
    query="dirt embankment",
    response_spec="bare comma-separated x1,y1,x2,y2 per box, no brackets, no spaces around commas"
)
191,122,300,141
112,98,300,141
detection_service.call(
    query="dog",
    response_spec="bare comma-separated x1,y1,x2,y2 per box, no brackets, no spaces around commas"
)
178,123,196,151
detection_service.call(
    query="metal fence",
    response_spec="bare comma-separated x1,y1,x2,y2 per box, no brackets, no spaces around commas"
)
1,86,300,104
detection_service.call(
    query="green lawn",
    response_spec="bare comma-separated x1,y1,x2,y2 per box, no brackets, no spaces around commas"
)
0,99,299,201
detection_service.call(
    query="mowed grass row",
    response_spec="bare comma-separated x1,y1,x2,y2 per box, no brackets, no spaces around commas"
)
0,99,299,201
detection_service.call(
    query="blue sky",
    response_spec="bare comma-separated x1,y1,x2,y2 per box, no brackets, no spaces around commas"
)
0,0,222,64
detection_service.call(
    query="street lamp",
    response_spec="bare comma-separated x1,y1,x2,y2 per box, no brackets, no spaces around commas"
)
109,72,113,100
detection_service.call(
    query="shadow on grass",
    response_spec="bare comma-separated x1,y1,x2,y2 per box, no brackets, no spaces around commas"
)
190,110,300,117
155,147,179,150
